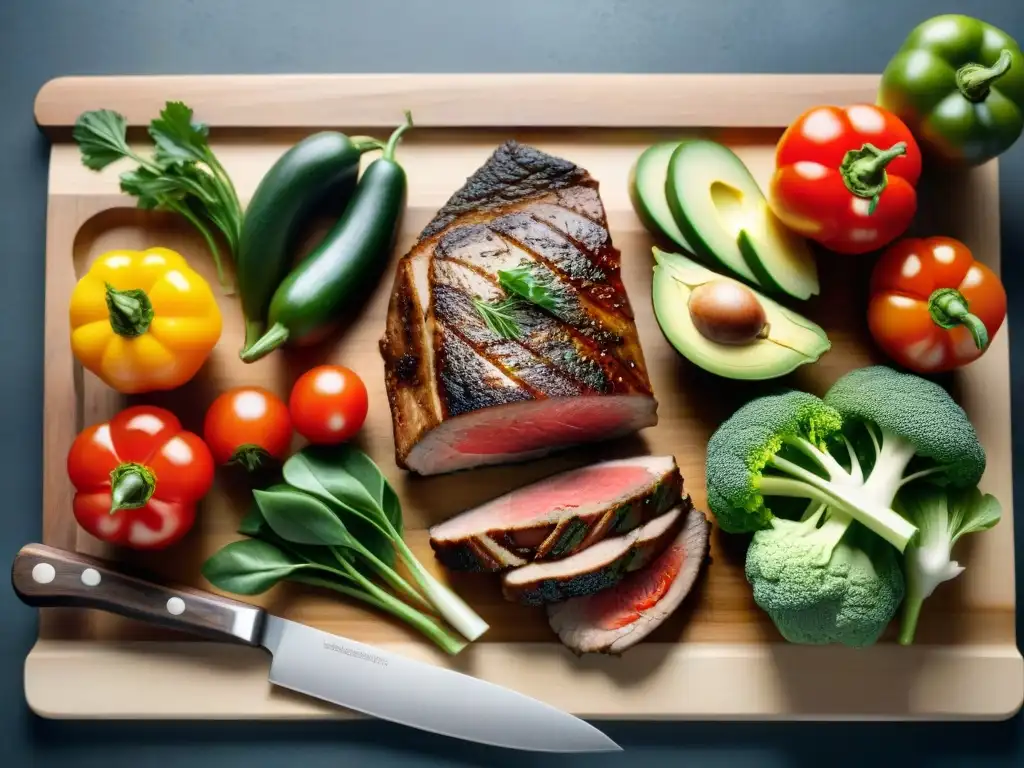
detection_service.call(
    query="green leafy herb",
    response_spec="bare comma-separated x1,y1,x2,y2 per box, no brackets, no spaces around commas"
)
472,295,527,339
73,101,243,293
201,539,316,595
471,265,573,339
498,265,570,316
281,448,396,567
253,485,352,547
203,445,490,655
253,484,427,610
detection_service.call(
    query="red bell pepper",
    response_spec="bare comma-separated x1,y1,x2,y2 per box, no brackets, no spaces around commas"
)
769,104,923,255
867,236,1007,374
67,405,215,550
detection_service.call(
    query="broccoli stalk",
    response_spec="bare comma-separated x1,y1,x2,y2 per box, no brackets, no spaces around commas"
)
745,503,906,647
705,390,919,552
758,428,919,550
895,484,1002,645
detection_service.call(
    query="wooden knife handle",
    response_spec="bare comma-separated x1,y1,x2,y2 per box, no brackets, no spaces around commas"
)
12,543,265,646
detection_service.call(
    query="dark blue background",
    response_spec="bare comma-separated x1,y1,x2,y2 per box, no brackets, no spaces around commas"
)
2,1,1023,765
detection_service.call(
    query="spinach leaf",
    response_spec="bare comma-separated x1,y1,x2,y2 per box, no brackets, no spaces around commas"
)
285,448,382,520
282,448,396,564
309,445,404,533
238,502,269,537
201,539,313,595
254,486,355,547
239,499,347,572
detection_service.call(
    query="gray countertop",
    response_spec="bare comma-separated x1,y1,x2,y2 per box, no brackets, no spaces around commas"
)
1,1,1022,765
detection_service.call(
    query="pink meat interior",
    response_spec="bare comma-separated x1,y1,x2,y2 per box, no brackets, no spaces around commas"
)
430,460,659,540
585,541,687,629
494,464,651,527
452,397,639,456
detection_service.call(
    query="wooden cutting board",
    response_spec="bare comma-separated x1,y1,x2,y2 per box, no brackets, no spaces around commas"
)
26,74,1023,720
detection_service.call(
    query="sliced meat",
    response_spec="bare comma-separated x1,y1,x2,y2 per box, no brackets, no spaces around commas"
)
500,506,688,606
379,140,658,476
547,506,711,655
427,455,683,572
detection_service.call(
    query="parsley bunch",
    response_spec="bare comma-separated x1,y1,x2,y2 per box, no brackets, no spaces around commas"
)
73,101,243,293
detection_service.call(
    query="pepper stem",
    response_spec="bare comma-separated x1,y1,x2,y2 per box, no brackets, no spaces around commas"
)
105,283,154,338
109,462,157,514
928,287,989,350
840,142,907,215
383,111,414,161
239,322,290,363
956,49,1013,103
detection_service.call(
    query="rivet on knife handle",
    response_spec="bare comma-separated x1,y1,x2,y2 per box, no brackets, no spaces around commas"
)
11,543,266,645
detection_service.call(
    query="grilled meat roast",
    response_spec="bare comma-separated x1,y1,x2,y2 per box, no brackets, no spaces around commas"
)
379,141,658,475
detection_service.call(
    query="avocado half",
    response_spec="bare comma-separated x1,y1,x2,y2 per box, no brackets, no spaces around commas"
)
652,248,830,380
665,140,820,301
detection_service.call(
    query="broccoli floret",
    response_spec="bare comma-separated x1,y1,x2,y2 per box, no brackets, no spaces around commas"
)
745,505,905,647
705,389,918,551
824,365,986,492
705,390,842,534
895,484,1001,645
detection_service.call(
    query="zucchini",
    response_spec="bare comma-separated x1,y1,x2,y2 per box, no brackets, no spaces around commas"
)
237,131,384,353
240,113,414,363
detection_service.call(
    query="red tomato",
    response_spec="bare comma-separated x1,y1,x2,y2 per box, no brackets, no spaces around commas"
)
769,104,923,255
867,236,1007,374
67,405,215,550
289,365,369,445
203,386,293,470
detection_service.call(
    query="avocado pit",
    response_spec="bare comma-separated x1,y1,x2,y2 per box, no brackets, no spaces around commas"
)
687,279,768,345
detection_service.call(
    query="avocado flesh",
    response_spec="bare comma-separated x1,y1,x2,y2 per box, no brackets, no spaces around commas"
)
628,142,695,254
651,248,830,380
666,140,819,301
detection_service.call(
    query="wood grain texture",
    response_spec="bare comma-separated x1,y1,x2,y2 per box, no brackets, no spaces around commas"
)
28,74,1022,720
34,73,881,130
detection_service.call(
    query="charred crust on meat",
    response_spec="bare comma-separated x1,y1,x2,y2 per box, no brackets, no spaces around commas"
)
509,558,634,606
430,536,503,572
420,141,587,239
437,223,504,258
394,354,419,385
541,517,591,559
436,328,534,418
488,213,606,284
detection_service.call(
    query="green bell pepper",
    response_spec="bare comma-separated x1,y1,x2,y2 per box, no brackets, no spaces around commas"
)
878,14,1024,166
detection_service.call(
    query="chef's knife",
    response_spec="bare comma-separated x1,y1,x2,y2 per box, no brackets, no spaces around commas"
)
12,543,619,753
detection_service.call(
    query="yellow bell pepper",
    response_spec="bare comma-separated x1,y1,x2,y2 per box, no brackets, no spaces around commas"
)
69,247,222,394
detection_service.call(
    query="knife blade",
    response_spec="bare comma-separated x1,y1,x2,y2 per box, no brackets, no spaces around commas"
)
12,543,619,753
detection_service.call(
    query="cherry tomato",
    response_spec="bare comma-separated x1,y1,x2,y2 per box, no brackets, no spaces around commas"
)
203,386,293,470
289,365,369,445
